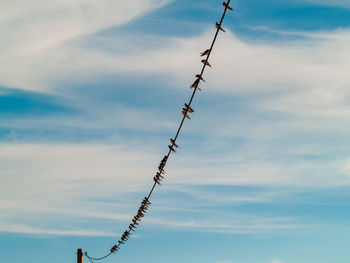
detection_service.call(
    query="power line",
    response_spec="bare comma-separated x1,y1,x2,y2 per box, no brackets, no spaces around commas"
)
84,1,233,261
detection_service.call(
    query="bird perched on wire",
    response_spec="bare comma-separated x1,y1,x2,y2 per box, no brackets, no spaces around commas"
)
216,21,226,32
201,59,212,67
191,79,201,90
184,103,194,113
129,224,136,232
153,173,163,185
141,197,151,208
196,74,206,82
223,1,234,10
182,109,191,119
182,104,194,120
168,145,177,153
110,245,119,253
137,208,145,217
121,231,130,241
170,138,179,148
132,217,139,226
200,49,210,57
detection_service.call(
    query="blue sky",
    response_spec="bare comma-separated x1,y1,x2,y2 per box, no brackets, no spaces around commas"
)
1,0,350,262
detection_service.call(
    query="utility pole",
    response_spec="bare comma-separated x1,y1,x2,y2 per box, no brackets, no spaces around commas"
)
77,248,83,263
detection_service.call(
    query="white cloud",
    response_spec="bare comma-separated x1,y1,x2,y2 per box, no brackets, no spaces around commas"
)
5,26,350,124
0,223,115,237
3,0,350,130
0,143,157,236
0,143,158,200
0,143,314,236
51,29,350,93
0,0,169,91
0,142,346,236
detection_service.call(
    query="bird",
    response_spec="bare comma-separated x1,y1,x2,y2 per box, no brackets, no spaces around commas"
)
158,167,165,174
201,59,212,67
156,171,164,179
156,175,164,181
138,206,146,214
182,110,191,119
153,175,162,185
170,138,179,148
137,210,145,216
184,103,194,113
110,245,118,253
132,217,139,225
158,157,167,170
129,224,136,232
196,74,206,82
142,197,151,207
191,78,200,88
141,205,149,212
168,145,176,153
201,49,210,57
216,22,226,32
190,79,202,91
161,156,168,163
191,85,202,91
158,163,166,172
223,1,234,10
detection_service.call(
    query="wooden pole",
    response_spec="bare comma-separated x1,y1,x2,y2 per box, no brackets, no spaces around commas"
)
77,248,83,263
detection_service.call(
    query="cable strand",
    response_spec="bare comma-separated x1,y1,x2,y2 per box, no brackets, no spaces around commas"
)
84,1,232,260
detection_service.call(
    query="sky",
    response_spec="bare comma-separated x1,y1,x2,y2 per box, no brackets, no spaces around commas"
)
1,0,350,262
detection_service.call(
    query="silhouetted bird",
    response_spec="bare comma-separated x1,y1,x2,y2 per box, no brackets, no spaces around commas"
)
216,22,226,32
201,49,210,56
161,156,168,163
153,175,162,185
191,78,200,88
201,59,212,67
110,245,118,253
191,85,201,91
142,198,151,208
168,145,176,153
184,103,194,113
129,224,136,232
223,1,234,10
196,74,206,82
190,79,202,90
182,110,191,119
132,218,139,225
170,138,179,148
156,172,164,179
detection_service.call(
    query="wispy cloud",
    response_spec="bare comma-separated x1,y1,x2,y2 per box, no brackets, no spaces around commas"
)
0,0,170,91
1,143,347,236
0,223,116,237
144,215,303,235
5,25,350,122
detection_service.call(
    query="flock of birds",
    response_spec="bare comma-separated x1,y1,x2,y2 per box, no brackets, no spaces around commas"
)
85,1,233,261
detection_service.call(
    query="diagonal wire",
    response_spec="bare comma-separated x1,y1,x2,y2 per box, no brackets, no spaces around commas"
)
84,1,233,261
